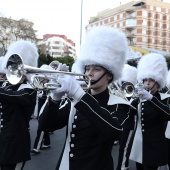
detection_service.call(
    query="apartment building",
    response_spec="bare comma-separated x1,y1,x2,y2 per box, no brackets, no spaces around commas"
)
37,34,76,59
86,0,170,54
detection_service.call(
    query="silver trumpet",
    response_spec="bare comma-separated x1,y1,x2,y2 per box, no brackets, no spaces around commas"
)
5,54,91,90
110,81,150,99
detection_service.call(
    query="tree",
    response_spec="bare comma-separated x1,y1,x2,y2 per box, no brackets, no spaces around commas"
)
38,53,75,71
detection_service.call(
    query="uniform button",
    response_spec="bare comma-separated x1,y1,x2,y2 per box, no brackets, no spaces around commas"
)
1,119,3,121
71,134,75,138
73,125,76,128
74,116,77,119
141,118,144,120
0,112,2,115
141,108,144,110
71,144,74,148
141,113,144,115
142,124,144,126
70,153,74,157
1,125,3,127
142,103,144,105
142,129,144,132
0,106,2,108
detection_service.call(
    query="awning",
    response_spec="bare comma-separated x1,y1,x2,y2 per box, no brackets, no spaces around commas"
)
130,46,150,55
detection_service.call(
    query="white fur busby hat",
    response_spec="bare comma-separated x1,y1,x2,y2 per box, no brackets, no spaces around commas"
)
3,40,39,68
72,26,128,81
117,64,137,86
166,70,170,88
137,53,168,89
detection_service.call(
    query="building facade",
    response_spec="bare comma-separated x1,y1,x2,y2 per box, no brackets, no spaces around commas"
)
37,34,76,59
86,0,170,53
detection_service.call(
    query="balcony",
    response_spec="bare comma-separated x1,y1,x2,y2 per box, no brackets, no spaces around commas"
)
126,32,135,37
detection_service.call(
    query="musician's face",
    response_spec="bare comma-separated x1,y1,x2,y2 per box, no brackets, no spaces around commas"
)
85,65,112,94
143,78,159,94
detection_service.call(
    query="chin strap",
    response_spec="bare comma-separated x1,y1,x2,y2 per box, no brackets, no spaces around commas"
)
91,72,107,85
149,82,157,91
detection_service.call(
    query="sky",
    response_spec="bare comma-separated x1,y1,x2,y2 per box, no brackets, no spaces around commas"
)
0,0,170,54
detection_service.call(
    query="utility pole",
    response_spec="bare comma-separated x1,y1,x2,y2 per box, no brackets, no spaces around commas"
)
80,0,83,47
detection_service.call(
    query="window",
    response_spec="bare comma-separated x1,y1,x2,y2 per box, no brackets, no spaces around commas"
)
108,18,110,23
166,9,169,14
156,7,161,12
142,20,147,26
119,22,123,27
126,19,137,26
120,13,123,19
114,15,117,21
142,37,148,43
143,29,148,34
150,6,153,11
160,23,162,28
153,31,156,36
143,11,148,17
152,21,155,27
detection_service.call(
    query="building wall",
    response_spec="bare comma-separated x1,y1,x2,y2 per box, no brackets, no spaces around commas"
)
37,34,76,59
86,0,170,53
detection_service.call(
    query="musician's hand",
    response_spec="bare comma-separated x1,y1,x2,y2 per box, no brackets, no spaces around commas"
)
57,74,85,101
57,63,69,72
50,89,65,101
137,89,153,100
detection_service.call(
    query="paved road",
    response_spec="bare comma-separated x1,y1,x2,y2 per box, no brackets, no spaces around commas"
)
24,119,168,170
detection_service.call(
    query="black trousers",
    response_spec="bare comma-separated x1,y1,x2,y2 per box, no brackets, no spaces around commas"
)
136,162,158,170
33,127,50,150
116,130,134,170
0,162,25,170
167,138,170,169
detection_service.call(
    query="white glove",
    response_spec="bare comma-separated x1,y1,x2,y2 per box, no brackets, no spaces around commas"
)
50,90,66,101
56,74,85,101
137,89,153,100
57,63,69,72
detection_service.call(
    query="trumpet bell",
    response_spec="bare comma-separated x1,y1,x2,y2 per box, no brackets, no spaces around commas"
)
6,54,24,85
121,82,134,98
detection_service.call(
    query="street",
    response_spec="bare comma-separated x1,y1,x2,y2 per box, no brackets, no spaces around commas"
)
24,119,168,170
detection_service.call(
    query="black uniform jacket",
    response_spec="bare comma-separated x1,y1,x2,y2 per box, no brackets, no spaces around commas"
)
39,88,132,170
130,91,170,166
0,82,37,164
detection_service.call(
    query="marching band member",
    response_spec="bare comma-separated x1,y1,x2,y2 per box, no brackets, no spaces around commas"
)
31,64,53,155
31,62,70,155
39,26,134,170
116,64,137,170
129,53,170,170
0,40,38,170
165,70,170,169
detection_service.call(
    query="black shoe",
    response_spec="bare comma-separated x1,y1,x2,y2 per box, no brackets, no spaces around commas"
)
113,140,119,145
31,149,40,156
41,145,51,150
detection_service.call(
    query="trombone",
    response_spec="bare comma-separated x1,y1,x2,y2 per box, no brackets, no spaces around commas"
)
5,54,91,90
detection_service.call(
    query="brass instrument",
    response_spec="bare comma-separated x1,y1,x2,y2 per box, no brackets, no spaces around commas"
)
110,81,149,99
6,54,91,90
